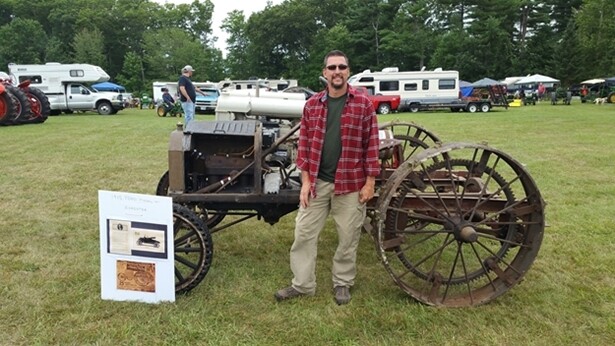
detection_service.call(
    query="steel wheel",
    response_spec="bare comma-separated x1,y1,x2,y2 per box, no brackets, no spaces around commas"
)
374,142,545,307
378,121,441,168
174,203,213,293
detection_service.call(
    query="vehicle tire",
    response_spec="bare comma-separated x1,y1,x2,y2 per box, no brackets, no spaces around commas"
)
25,87,50,123
173,203,213,294
377,103,391,115
466,103,478,113
64,109,74,114
409,104,420,113
5,85,31,124
97,101,113,115
0,88,17,125
480,103,491,112
156,105,167,117
50,109,61,116
607,92,615,104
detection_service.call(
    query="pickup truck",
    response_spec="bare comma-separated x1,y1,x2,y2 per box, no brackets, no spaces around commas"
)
47,83,124,115
195,85,220,114
355,86,400,114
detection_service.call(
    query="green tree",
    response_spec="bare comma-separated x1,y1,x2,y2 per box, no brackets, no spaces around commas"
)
221,10,250,79
0,18,47,66
45,36,73,63
73,28,106,66
574,0,615,78
116,51,144,95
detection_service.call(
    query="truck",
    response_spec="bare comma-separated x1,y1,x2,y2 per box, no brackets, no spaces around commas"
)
349,67,497,113
8,63,124,115
355,86,401,114
194,82,220,114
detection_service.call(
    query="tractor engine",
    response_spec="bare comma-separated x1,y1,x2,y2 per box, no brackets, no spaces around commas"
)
167,119,299,195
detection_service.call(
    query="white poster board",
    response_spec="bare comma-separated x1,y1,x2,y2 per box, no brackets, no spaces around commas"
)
98,190,175,303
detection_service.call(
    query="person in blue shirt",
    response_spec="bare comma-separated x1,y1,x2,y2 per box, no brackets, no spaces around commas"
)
178,65,206,125
161,88,175,112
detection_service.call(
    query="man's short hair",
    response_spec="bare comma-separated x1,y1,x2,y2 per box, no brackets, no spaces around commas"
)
323,50,349,66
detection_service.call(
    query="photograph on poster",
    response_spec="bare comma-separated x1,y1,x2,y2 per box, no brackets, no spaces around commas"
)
107,219,168,259
116,260,156,293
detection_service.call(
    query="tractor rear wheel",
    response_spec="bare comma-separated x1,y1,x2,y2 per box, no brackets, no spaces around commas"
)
5,85,31,124
0,87,17,125
23,87,50,124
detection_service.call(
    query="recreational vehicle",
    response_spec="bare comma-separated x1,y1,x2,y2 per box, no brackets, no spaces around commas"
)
349,67,474,112
217,79,298,92
8,63,124,115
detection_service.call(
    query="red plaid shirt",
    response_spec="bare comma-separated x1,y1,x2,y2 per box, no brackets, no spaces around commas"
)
297,85,380,197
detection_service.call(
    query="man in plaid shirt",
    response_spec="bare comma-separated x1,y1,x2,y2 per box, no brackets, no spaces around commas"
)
275,50,380,305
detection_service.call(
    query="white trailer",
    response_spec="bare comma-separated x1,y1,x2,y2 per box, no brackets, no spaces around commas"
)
348,67,489,112
8,63,124,115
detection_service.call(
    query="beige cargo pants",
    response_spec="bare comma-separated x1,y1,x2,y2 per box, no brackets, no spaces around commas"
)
290,179,366,294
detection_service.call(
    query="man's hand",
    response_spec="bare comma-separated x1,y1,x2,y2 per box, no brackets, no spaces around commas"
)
359,176,376,204
299,171,311,208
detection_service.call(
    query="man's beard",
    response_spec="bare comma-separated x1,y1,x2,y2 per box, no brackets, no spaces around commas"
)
330,77,345,90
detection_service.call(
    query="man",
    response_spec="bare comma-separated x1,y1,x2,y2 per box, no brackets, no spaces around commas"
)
178,65,205,125
161,88,175,113
274,50,380,305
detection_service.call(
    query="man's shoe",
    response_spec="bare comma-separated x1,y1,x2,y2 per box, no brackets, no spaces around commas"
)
334,286,351,305
274,286,312,302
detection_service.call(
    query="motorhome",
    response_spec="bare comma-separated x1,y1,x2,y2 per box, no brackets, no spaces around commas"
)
217,79,298,92
348,67,473,112
8,63,124,115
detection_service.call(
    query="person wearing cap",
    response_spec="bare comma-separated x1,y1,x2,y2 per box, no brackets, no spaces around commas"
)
178,65,205,125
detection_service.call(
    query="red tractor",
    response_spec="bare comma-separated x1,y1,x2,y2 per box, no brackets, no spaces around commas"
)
0,72,50,125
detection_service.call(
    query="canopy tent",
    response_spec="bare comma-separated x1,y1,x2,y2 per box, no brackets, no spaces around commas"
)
471,77,504,87
92,81,126,92
515,74,559,85
459,80,472,87
580,78,605,85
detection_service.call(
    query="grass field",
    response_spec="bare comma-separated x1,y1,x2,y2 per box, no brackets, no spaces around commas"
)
1,101,614,345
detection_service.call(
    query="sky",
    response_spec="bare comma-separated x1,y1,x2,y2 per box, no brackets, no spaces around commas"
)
155,0,284,54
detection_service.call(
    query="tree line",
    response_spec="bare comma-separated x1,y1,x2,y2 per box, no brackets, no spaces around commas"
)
1,0,613,95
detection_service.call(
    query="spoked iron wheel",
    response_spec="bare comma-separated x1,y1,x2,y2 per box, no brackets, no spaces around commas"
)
378,121,441,169
157,171,227,228
174,203,213,293
375,142,545,307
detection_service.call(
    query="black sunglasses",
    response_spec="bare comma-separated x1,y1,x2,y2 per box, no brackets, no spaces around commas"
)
325,64,348,71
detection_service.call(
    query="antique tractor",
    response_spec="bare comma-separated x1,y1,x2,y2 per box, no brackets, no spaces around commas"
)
0,71,50,125
157,91,545,307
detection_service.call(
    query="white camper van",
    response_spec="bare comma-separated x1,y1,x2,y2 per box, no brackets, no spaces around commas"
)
8,63,124,115
348,67,477,112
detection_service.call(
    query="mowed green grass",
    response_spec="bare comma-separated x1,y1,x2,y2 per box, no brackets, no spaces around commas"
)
1,101,614,345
